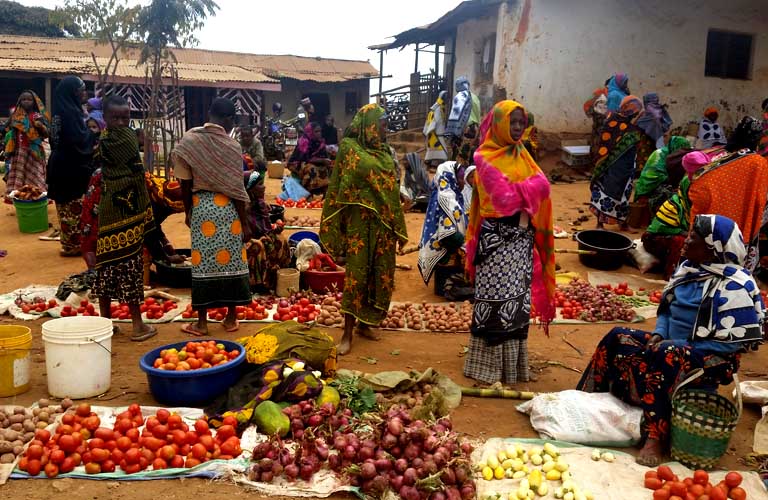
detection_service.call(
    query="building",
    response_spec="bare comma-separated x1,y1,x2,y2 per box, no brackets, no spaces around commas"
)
373,0,768,141
0,35,377,131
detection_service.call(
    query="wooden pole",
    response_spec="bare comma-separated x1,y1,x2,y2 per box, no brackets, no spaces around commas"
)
44,78,52,111
414,44,420,74
378,50,384,97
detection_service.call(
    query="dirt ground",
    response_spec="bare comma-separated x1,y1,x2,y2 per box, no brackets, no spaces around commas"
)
0,156,765,498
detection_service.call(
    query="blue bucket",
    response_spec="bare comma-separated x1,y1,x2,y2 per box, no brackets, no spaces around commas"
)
288,230,320,246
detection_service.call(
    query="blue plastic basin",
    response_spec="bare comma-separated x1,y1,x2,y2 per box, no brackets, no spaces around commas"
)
139,339,246,406
288,230,320,246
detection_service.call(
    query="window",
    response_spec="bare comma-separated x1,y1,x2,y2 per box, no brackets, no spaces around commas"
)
481,34,496,76
705,29,753,80
345,91,358,115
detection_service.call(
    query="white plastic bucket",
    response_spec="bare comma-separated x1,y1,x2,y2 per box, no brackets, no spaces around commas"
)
42,316,113,399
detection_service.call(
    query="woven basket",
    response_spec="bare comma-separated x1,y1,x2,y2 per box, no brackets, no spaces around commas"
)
670,370,741,470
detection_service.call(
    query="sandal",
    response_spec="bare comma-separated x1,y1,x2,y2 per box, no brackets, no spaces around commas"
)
131,326,158,342
223,320,240,333
182,323,208,337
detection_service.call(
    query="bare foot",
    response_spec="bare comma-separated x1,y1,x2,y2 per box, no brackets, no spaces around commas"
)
636,439,663,467
596,222,604,229
338,335,351,356
356,324,381,341
182,323,208,337
131,325,158,342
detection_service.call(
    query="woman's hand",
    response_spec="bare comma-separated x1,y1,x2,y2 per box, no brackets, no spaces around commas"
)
645,334,664,350
84,251,97,270
166,254,186,265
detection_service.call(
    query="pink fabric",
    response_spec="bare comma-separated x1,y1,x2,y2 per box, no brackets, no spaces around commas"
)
682,151,711,179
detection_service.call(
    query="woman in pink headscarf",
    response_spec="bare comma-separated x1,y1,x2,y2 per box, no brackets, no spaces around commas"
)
286,121,331,196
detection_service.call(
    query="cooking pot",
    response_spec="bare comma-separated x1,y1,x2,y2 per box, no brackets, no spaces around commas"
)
575,230,634,270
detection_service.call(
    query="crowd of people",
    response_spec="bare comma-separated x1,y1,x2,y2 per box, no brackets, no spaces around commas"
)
3,72,768,467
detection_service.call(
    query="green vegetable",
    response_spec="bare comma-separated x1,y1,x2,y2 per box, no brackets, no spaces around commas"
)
332,376,378,416
252,401,290,436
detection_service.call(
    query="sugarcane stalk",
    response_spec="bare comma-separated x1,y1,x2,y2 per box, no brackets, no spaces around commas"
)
460,387,536,400
554,248,597,255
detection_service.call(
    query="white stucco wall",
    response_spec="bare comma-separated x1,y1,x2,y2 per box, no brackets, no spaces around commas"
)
493,0,768,134
452,14,499,113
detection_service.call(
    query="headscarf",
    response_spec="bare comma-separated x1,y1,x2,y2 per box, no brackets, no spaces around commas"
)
583,87,608,116
465,100,555,328
660,214,764,347
682,151,711,179
95,127,155,268
590,95,644,186
86,115,104,132
633,136,691,198
727,116,763,152
606,73,629,112
418,161,467,284
244,170,271,237
87,97,105,129
4,90,50,160
704,107,719,121
296,122,326,157
49,76,91,155
636,92,673,142
446,76,473,138
619,95,643,117
462,165,476,210
320,104,408,258
172,123,249,202
698,109,725,149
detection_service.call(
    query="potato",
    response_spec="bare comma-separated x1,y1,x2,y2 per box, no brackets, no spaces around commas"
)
8,414,24,425
23,432,35,442
13,407,25,415
38,399,50,408
10,423,22,432
12,440,23,448
0,411,6,421
13,445,23,456
3,430,19,442
0,453,14,464
61,398,73,410
36,421,47,430
23,420,35,432
0,441,12,454
37,411,49,422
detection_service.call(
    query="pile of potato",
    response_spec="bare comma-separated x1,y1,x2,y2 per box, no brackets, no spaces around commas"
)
12,185,45,201
381,303,424,330
422,303,471,332
375,381,434,409
317,296,343,327
285,215,320,227
0,398,69,464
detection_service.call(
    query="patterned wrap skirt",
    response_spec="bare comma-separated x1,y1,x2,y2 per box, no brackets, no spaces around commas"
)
464,216,533,385
190,191,251,309
92,253,144,304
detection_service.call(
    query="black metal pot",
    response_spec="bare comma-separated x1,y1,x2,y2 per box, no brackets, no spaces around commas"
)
575,230,634,270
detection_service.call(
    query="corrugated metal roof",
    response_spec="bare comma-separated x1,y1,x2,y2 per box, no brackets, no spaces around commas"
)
0,36,378,87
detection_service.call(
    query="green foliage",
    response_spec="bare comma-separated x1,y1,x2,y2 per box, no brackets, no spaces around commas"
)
0,0,79,37
138,0,219,64
331,376,379,416
53,0,141,44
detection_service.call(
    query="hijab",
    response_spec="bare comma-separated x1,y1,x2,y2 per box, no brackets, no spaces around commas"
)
50,76,92,155
446,76,473,138
682,151,711,179
727,116,763,152
636,92,672,141
661,214,764,346
606,73,629,112
465,100,555,328
297,122,326,157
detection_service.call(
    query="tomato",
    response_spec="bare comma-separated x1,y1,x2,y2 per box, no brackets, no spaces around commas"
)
152,457,168,470
125,428,140,442
194,419,210,435
122,462,141,474
44,462,59,478
215,424,236,441
49,449,65,465
653,489,671,500
101,459,116,473
709,487,727,500
689,484,705,498
91,448,110,463
669,482,687,497
170,455,185,468
724,472,742,489
93,427,114,441
58,434,77,453
199,434,215,452
693,470,709,486
185,457,202,468
26,444,44,460
668,497,683,500
191,443,207,460
221,416,237,427
124,448,141,465
645,478,664,490
657,465,676,482
728,487,746,500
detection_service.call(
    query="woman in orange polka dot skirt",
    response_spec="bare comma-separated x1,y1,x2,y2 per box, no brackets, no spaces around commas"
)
589,95,652,229
173,98,253,336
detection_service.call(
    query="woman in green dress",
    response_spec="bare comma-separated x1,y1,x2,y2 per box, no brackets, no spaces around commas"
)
320,104,408,355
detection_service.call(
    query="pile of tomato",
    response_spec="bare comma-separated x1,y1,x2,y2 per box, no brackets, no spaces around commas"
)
19,297,58,314
152,340,240,371
60,299,99,317
180,300,270,321
137,297,178,320
275,297,320,323
18,404,242,477
273,197,324,209
644,466,745,500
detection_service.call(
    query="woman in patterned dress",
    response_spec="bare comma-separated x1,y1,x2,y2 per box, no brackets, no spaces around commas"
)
3,90,49,197
320,104,408,356
173,98,253,336
579,215,764,466
463,100,556,385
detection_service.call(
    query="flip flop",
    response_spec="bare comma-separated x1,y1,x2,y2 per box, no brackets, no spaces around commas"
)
181,323,208,337
112,325,121,335
131,326,158,342
223,320,240,333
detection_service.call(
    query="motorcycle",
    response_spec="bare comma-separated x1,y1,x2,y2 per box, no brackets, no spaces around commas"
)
262,112,305,161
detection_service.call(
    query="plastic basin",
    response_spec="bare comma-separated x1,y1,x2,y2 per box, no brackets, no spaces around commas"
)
139,339,246,406
288,230,320,246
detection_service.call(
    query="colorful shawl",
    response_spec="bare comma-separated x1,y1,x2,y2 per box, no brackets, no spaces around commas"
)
320,104,408,256
288,122,328,177
606,73,629,112
590,96,644,187
418,161,467,284
423,91,449,162
634,136,691,198
636,93,672,143
4,91,50,160
647,175,692,236
446,77,473,138
95,127,155,267
661,214,765,346
465,100,555,327
172,123,249,202
583,87,608,116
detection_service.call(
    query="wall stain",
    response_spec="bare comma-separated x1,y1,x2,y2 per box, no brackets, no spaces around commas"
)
514,0,532,45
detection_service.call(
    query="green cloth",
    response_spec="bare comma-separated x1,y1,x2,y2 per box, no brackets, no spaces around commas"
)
634,136,690,199
646,175,692,236
320,104,408,325
96,127,155,268
469,94,482,126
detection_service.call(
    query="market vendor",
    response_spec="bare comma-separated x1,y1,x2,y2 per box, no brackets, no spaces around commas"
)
632,136,692,217
243,170,291,293
239,125,266,178
283,122,331,200
578,214,764,467
418,161,468,286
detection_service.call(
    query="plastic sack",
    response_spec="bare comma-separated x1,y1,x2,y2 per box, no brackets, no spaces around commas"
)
516,390,643,446
735,380,768,405
279,175,311,201
629,239,660,273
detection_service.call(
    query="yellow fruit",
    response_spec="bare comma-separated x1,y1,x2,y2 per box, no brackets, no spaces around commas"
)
542,461,555,473
516,489,528,500
501,459,516,470
584,491,594,500
482,466,494,481
505,468,516,479
531,454,543,466
543,454,554,463
537,484,549,497
512,471,527,479
555,460,569,473
316,386,341,409
545,469,561,481
601,452,615,462
564,493,574,500
487,456,500,469
494,466,505,480
512,459,524,471
554,487,565,499
498,450,508,462
528,470,542,489
544,443,559,457
529,446,543,456
521,452,529,463
506,446,518,459
561,471,572,482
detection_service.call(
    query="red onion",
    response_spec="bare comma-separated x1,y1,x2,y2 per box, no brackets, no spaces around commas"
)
437,418,452,431
284,463,299,480
279,449,294,466
315,443,329,461
260,470,274,482
343,445,357,460
390,446,402,457
358,446,375,461
431,493,447,500
460,484,476,500
403,467,418,486
307,414,323,427
374,458,392,472
259,458,273,471
381,433,397,450
272,462,283,475
387,418,404,436
445,487,461,500
300,462,314,481
440,467,456,485
424,435,439,452
334,435,347,451
369,475,389,494
390,474,404,490
454,465,468,484
433,452,447,468
411,457,423,469
394,458,408,474
328,454,341,470
404,443,421,460
400,485,420,500
360,462,377,480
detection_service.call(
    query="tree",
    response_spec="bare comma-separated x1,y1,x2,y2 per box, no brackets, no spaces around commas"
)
137,0,219,174
53,0,142,94
0,1,80,37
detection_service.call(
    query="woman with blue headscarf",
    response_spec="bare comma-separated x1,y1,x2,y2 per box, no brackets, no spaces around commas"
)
579,214,764,466
605,73,630,112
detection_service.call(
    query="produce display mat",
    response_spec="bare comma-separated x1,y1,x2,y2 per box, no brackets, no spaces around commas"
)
473,438,766,500
0,285,59,321
7,405,255,484
236,468,359,498
587,271,668,321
